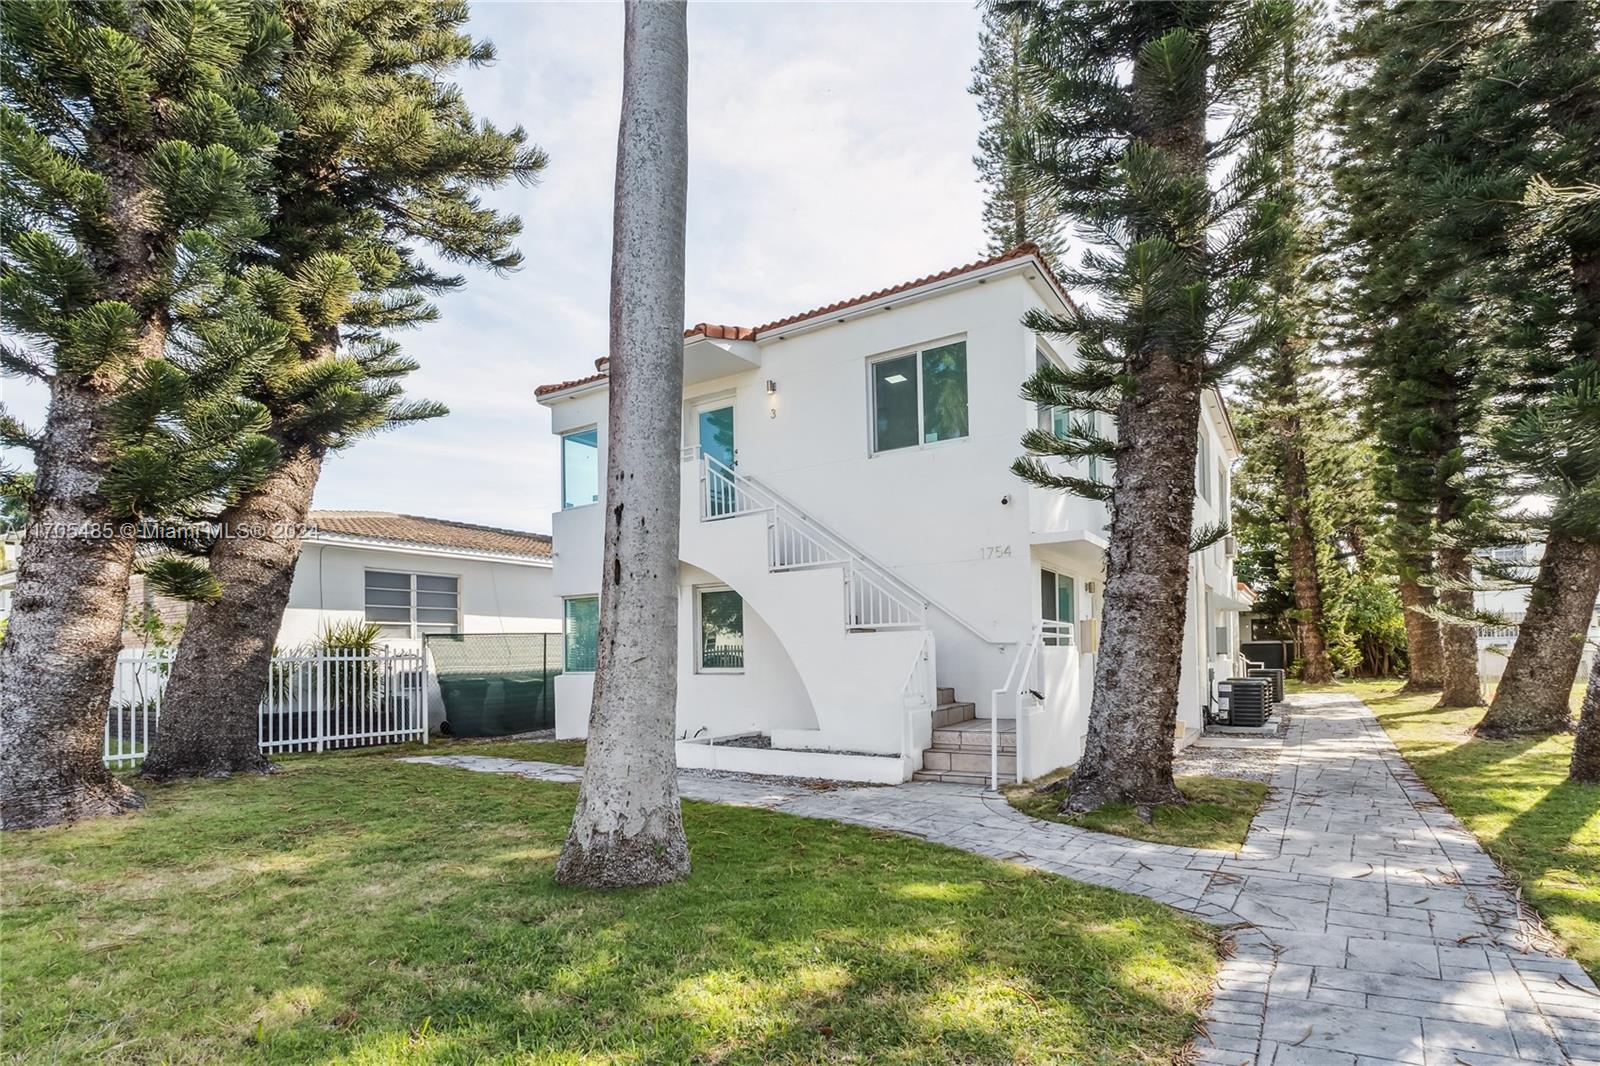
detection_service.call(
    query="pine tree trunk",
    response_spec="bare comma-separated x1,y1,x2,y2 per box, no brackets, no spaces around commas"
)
1283,435,1334,684
1399,566,1444,690
1435,544,1483,707
1571,652,1600,784
1475,532,1600,736
0,377,145,828
140,449,323,780
0,138,169,829
555,0,691,889
1062,350,1197,813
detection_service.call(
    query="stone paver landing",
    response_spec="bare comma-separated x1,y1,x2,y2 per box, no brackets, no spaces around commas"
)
404,690,1600,1065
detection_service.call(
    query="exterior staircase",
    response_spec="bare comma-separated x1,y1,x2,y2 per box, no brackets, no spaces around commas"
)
679,450,937,759
912,687,1016,785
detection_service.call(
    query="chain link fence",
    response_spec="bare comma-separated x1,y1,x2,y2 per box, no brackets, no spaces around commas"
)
425,633,562,737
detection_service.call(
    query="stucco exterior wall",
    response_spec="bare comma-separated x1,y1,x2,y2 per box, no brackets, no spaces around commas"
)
542,262,1243,775
280,541,561,652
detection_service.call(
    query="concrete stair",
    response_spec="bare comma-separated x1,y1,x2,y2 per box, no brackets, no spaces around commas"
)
914,689,1016,786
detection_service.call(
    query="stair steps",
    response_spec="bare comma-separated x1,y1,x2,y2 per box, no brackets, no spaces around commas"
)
913,694,1016,785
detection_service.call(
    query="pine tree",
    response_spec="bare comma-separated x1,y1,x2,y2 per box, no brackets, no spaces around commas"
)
1332,0,1505,708
971,7,1064,262
1462,2,1600,736
555,0,691,888
0,1,288,828
1234,12,1338,685
1478,355,1600,777
139,0,547,780
1008,0,1298,814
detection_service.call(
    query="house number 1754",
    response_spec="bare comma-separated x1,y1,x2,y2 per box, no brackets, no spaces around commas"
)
980,545,1012,559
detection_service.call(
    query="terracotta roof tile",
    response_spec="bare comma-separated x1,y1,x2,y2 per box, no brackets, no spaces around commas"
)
685,323,756,341
307,511,552,560
537,243,1067,398
534,370,609,398
751,243,1054,334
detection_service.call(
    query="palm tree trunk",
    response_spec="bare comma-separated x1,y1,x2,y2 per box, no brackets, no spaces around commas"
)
1572,652,1600,783
1436,544,1483,707
1475,533,1600,736
0,378,145,827
555,0,691,888
140,449,323,779
1398,565,1444,691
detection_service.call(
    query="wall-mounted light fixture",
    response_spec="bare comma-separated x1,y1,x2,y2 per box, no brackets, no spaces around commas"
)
765,379,777,395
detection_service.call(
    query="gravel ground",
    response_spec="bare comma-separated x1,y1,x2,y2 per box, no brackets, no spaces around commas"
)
1173,709,1291,782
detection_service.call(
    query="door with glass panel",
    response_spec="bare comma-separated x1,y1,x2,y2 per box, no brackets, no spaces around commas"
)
696,401,737,517
1040,568,1075,647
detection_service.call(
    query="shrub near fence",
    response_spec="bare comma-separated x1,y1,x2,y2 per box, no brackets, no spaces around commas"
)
105,648,427,767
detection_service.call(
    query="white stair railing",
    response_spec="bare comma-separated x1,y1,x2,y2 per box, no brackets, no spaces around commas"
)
694,450,925,630
987,621,1048,791
898,630,937,765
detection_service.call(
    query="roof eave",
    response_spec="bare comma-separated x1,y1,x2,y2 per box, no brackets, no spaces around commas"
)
302,530,554,567
534,377,610,407
1207,388,1243,460
759,254,1070,343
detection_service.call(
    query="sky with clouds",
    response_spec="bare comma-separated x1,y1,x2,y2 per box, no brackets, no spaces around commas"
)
2,1,993,535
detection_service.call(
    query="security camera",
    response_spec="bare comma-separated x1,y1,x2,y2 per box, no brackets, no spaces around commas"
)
1000,494,1012,506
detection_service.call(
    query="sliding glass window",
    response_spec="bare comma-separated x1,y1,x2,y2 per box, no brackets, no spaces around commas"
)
870,340,968,453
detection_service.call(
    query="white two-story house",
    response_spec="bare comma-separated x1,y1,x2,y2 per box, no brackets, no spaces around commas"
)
536,244,1247,786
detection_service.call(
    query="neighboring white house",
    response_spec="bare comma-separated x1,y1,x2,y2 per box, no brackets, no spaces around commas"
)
280,511,561,651
536,244,1249,785
1475,542,1600,681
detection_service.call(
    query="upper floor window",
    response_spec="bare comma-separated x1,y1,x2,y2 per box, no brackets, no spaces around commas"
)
365,570,459,640
1196,431,1212,502
870,340,968,454
561,428,599,510
1217,458,1229,516
1035,348,1101,484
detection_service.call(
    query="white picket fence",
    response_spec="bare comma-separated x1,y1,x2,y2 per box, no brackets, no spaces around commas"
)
106,647,428,768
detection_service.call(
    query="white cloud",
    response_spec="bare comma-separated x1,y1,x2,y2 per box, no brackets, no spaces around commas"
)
1,2,989,535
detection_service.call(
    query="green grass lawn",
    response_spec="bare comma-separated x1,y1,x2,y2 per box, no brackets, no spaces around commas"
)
430,736,589,766
330,735,589,767
1309,678,1599,980
2,754,1219,1064
1004,773,1268,851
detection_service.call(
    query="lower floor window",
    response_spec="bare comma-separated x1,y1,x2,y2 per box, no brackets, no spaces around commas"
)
1040,568,1076,647
564,596,599,672
697,587,744,671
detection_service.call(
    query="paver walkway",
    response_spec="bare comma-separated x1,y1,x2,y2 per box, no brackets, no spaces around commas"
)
405,690,1600,1065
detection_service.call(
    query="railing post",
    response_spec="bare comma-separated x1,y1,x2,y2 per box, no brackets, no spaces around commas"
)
315,651,326,752
419,649,429,744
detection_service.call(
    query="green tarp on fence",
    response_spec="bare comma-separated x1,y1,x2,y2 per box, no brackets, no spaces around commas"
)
425,633,562,737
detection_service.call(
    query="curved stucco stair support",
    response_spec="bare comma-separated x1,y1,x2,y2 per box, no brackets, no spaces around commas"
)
677,493,929,757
